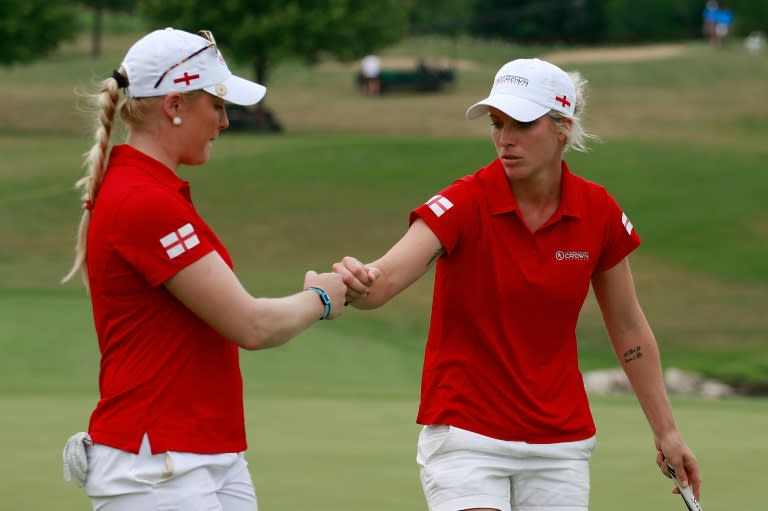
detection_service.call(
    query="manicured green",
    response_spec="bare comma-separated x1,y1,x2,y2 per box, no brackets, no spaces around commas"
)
1,395,767,510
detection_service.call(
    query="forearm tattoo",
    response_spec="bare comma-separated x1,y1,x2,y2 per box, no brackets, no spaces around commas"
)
426,248,444,269
623,345,643,364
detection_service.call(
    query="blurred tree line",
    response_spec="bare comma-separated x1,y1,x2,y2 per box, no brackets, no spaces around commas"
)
411,0,768,43
139,0,410,90
3,0,766,73
0,0,80,65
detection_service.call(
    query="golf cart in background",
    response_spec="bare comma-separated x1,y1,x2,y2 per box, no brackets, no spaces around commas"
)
224,104,283,133
356,58,456,94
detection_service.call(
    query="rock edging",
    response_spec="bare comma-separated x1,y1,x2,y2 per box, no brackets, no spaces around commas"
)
583,367,741,399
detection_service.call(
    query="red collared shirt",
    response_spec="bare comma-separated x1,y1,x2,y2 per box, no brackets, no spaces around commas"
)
410,159,640,443
86,144,246,454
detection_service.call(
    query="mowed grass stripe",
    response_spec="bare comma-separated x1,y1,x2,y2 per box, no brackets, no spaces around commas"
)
1,395,765,510
0,134,766,388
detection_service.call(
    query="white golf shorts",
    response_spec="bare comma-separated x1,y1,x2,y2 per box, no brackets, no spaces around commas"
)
84,434,257,511
417,425,596,511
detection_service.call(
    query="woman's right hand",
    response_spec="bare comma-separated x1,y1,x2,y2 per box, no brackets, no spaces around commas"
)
332,256,380,305
304,270,348,320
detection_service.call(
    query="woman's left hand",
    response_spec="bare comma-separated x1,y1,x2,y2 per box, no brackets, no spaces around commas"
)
655,432,702,500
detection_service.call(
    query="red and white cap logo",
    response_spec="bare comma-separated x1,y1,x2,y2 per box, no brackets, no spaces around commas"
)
466,58,576,122
121,28,266,106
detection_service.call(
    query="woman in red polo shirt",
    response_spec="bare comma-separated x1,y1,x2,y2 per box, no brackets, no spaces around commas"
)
61,28,345,510
334,58,701,511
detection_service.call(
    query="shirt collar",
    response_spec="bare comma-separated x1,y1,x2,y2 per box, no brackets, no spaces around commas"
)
480,159,583,219
109,144,190,194
557,162,583,219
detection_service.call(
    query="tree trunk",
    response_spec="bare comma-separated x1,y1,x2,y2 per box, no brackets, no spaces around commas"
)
253,55,268,112
91,6,103,58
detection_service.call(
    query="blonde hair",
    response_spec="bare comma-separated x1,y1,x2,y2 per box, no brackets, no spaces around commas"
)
549,71,601,153
61,72,122,285
62,68,162,285
63,69,206,285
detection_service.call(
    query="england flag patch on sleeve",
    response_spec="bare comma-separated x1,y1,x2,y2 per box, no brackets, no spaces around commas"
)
426,195,453,218
621,212,634,235
160,223,200,259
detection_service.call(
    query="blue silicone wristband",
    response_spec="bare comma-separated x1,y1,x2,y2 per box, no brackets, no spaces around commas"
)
307,287,331,320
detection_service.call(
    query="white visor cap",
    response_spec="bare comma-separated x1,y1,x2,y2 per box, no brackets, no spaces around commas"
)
466,58,575,122
121,28,266,106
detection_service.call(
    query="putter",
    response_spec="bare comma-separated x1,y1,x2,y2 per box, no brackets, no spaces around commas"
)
668,465,703,511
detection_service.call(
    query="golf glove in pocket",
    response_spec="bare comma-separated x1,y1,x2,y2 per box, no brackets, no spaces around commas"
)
63,431,93,487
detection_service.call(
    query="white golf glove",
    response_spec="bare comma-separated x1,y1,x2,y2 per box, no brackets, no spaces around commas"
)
62,432,93,487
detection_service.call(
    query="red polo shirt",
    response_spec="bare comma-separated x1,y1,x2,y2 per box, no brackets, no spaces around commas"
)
410,159,640,443
86,144,246,454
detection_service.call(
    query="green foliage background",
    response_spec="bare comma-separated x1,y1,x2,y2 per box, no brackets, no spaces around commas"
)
0,0,80,65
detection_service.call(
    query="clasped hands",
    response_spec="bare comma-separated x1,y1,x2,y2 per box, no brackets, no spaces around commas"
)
303,257,380,319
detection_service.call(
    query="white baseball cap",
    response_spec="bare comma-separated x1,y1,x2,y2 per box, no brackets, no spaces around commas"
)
466,58,575,122
120,28,266,106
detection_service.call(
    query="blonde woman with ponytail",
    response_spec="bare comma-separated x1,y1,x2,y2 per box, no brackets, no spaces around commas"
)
61,28,346,511
332,58,702,511
62,68,123,285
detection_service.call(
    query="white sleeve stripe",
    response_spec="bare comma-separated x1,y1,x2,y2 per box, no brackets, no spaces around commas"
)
428,203,446,217
160,232,179,247
184,235,200,249
621,212,634,235
166,244,185,259
426,195,454,218
178,223,194,237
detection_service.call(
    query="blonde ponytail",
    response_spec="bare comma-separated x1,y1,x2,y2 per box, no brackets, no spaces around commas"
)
62,71,124,285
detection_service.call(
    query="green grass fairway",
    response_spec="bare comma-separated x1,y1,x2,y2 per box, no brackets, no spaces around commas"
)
2,135,765,390
1,27,767,511
1,395,766,510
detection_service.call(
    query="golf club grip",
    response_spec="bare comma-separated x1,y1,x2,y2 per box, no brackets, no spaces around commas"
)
668,465,703,511
678,486,698,511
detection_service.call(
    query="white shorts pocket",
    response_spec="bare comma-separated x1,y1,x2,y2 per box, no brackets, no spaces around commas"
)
416,425,452,466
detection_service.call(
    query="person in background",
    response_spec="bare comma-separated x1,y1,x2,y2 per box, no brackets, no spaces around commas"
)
61,27,346,510
702,1,720,45
415,58,437,91
360,54,382,95
744,30,767,55
333,58,701,511
713,3,735,47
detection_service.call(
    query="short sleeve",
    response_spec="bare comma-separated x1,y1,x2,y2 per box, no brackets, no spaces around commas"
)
111,188,216,286
409,177,477,255
595,192,641,272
